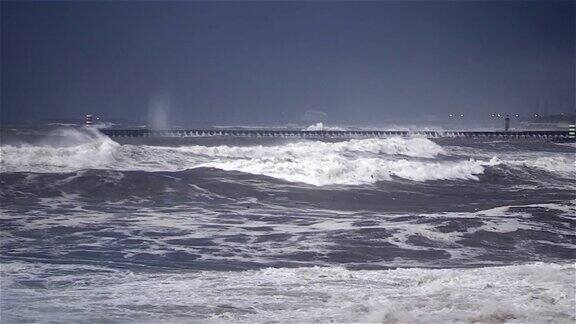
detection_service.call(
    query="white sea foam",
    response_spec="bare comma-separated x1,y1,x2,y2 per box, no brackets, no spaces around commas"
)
1,128,573,185
446,144,576,175
201,156,498,185
0,135,119,172
167,136,446,158
555,142,576,148
303,122,346,131
1,262,573,323
0,133,491,184
511,156,576,174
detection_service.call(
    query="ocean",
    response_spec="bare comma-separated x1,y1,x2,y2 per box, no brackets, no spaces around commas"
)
1,126,574,323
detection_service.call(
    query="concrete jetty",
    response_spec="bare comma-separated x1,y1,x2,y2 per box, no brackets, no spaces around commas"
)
99,129,574,141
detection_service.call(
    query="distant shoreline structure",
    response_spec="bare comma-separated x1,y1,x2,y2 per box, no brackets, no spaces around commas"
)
99,128,575,142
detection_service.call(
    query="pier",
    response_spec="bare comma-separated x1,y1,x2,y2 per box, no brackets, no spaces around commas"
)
99,129,574,140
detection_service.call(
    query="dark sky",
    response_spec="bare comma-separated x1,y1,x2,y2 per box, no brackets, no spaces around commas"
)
1,1,574,126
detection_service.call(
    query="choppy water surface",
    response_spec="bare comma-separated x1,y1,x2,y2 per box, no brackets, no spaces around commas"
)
1,127,575,323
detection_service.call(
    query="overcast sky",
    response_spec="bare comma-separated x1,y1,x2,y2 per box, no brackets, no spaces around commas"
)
1,1,574,126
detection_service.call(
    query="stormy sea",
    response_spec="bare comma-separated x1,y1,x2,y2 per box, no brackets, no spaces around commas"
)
1,125,574,323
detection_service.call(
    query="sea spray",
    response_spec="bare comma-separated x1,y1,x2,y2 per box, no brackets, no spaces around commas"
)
148,94,171,131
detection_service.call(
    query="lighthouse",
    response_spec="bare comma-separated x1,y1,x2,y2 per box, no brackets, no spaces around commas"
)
85,114,94,126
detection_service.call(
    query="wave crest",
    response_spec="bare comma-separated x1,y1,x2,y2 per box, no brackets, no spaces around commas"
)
201,157,498,185
2,129,571,186
1,128,120,173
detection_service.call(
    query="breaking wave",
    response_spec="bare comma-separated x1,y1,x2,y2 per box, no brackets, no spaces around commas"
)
509,156,576,174
0,129,119,173
0,128,573,186
201,156,498,185
303,122,346,131
2,261,573,323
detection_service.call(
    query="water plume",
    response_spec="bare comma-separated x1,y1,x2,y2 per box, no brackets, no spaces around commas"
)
148,94,171,130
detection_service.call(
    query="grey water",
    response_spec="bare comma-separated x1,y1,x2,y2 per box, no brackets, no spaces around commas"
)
1,126,575,323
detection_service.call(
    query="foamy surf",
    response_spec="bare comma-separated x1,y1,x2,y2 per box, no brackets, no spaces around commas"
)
200,156,499,185
1,261,573,323
2,126,575,324
0,128,573,186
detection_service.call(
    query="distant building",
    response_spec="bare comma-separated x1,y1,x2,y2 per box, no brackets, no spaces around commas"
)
518,114,576,130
